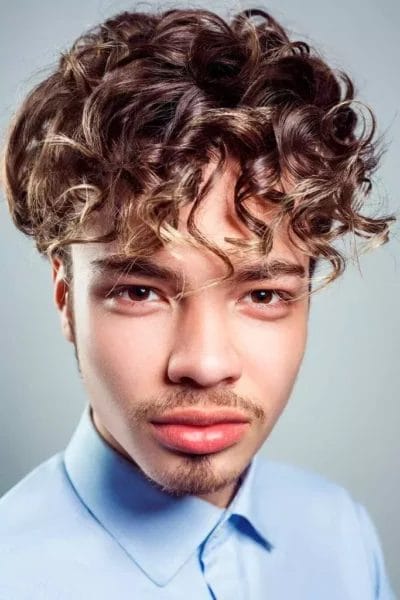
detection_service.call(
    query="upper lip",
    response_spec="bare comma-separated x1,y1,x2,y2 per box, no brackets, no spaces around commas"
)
150,408,250,426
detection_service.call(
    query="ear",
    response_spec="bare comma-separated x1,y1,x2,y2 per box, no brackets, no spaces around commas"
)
51,256,74,344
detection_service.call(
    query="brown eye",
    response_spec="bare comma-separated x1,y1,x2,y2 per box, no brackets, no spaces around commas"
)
107,285,160,302
239,288,294,316
249,290,277,304
124,286,153,301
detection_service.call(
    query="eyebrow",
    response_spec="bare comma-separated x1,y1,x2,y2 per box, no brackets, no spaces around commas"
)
90,255,306,286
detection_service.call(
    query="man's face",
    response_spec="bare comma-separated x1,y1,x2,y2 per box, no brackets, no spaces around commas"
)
53,160,310,506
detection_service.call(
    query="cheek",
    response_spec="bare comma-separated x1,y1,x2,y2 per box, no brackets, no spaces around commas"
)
76,305,169,397
240,313,308,401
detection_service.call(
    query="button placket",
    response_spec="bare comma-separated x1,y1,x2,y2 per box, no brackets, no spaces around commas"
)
199,517,245,600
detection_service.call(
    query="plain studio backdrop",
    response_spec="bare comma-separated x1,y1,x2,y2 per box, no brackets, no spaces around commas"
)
0,0,399,594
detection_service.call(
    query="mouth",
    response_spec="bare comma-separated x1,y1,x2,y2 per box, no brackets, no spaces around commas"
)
149,408,250,455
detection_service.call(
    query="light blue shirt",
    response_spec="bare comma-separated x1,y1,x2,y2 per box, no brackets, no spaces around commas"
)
0,403,396,599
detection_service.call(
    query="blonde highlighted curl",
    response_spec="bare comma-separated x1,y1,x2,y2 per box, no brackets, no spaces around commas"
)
1,7,395,285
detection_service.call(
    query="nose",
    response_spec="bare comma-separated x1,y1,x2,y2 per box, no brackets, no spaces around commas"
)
166,299,242,387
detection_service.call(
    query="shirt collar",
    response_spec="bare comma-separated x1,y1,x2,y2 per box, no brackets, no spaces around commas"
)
227,453,275,552
63,403,274,586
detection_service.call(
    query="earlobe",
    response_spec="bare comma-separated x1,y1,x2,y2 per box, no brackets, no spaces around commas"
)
61,304,75,343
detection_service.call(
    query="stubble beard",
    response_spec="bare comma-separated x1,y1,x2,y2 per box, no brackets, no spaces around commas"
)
143,452,244,497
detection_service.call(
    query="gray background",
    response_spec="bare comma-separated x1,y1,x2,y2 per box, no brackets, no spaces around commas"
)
1,0,399,593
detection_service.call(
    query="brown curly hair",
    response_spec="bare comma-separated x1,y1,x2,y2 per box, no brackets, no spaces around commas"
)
1,7,394,288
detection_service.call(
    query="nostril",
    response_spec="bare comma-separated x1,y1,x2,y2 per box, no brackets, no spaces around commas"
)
178,377,206,388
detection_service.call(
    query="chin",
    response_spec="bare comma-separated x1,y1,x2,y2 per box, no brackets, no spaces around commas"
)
138,443,252,497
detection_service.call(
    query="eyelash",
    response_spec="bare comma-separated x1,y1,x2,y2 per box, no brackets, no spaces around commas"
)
105,285,294,310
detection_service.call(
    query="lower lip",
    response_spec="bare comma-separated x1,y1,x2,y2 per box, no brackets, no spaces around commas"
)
150,422,249,454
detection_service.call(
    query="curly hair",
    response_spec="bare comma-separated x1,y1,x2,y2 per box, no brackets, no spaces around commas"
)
1,6,394,288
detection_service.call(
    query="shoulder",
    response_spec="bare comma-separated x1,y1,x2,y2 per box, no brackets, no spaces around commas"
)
251,457,369,549
0,451,96,549
254,455,358,500
0,452,73,534
251,457,395,598
253,455,355,506
0,452,105,597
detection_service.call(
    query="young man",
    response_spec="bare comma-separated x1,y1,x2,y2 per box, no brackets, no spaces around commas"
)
0,6,396,599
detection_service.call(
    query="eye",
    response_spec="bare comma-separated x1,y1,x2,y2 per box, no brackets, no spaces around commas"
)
240,288,294,310
106,285,161,303
241,289,294,319
246,289,281,304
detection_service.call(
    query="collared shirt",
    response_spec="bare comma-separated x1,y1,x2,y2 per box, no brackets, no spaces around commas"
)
0,402,396,599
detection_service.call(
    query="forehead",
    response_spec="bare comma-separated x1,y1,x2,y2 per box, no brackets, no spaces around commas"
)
71,157,309,282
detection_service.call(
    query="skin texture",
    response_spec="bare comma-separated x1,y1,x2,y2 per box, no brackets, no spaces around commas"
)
52,159,310,508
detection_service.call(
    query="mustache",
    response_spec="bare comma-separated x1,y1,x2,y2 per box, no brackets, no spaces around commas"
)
128,388,267,423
